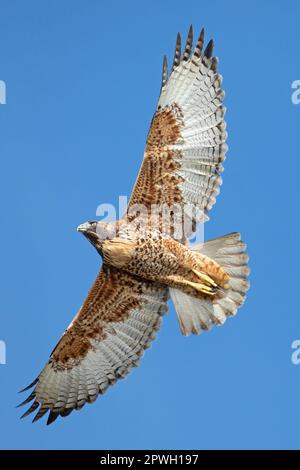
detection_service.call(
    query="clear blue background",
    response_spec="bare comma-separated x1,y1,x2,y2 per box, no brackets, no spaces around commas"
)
0,0,299,450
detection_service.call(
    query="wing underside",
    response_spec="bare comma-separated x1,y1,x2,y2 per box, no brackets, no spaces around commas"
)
128,26,227,238
19,267,168,424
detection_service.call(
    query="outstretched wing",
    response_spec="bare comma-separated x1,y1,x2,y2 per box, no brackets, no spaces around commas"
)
128,26,227,235
19,267,168,424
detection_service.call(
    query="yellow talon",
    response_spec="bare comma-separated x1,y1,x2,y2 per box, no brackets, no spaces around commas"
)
192,268,217,287
184,280,215,296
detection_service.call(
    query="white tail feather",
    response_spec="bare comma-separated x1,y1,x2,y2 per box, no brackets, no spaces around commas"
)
169,233,249,336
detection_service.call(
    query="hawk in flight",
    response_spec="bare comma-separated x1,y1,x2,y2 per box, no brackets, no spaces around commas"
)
19,26,249,424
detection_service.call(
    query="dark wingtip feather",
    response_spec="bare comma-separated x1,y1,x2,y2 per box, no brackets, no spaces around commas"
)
183,25,193,61
20,400,39,419
193,28,205,58
60,408,73,418
46,410,59,426
32,407,49,423
211,56,219,72
19,378,38,393
204,39,214,58
161,54,168,89
16,391,36,408
172,32,182,69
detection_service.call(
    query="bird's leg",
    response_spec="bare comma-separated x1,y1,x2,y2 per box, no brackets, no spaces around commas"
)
191,268,218,288
164,274,217,296
192,251,230,289
181,279,216,295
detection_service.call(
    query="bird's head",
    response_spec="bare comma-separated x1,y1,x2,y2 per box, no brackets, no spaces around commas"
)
77,220,116,255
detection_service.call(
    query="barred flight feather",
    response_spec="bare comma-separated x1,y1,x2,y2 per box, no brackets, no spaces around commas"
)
128,26,227,236
19,267,168,424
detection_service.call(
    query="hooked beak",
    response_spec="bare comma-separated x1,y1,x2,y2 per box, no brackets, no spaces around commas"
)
77,222,92,233
77,221,98,236
77,220,103,256
77,220,104,254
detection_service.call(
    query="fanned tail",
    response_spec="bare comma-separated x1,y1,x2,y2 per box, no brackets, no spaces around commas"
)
170,233,249,335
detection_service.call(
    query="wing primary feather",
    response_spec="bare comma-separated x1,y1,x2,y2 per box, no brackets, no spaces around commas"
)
60,408,73,418
32,406,49,423
183,25,193,61
161,54,168,90
172,32,182,70
16,391,36,408
19,377,38,393
20,400,39,419
204,39,214,59
46,410,60,426
193,28,205,58
211,56,219,72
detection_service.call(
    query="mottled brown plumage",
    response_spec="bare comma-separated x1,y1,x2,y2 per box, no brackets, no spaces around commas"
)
129,105,184,209
51,268,142,366
20,26,249,425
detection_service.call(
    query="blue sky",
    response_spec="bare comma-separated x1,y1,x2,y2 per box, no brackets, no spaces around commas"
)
0,0,299,450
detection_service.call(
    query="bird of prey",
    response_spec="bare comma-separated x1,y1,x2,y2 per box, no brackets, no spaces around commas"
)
19,26,249,425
